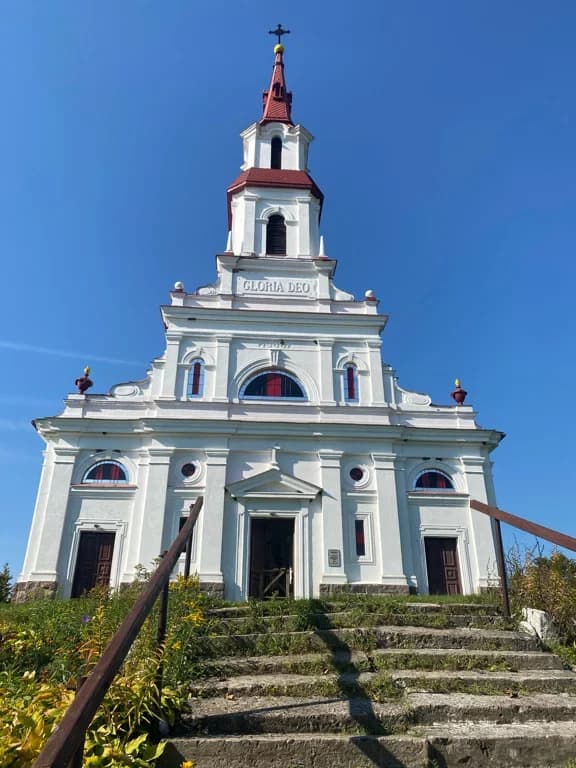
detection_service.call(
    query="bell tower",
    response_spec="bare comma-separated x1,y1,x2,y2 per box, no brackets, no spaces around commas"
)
227,39,324,259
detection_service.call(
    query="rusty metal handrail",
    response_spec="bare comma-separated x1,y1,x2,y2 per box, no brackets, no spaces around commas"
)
471,500,576,552
471,499,576,620
34,497,203,768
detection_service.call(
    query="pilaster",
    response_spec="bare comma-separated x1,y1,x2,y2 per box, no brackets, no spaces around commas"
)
159,334,181,399
462,456,498,590
317,338,336,405
242,195,257,254
318,450,347,584
28,447,77,586
197,449,229,586
367,340,386,405
297,198,311,256
373,453,409,590
213,336,232,401
130,449,172,572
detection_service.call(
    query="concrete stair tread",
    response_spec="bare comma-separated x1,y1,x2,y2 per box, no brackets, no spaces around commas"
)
210,623,536,643
182,691,576,723
199,647,563,673
207,602,501,618
191,668,576,695
414,719,576,737
165,723,576,768
218,610,500,622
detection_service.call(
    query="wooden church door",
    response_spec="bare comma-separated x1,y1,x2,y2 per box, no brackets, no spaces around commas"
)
249,518,294,599
71,531,115,597
425,537,462,595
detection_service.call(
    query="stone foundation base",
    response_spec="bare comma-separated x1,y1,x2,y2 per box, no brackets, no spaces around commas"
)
319,582,410,596
199,581,225,599
13,581,58,603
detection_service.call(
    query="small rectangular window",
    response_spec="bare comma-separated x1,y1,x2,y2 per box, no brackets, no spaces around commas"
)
355,519,366,557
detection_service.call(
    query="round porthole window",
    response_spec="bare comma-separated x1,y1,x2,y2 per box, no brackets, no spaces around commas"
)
349,467,364,482
181,462,197,479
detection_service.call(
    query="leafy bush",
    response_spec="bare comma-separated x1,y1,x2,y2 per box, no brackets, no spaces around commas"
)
0,574,207,767
508,543,576,642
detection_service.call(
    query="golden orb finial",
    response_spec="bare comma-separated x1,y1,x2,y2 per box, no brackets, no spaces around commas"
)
454,378,461,388
84,366,91,376
274,43,284,54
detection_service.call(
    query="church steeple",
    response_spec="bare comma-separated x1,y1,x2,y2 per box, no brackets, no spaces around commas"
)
260,44,293,126
226,33,323,259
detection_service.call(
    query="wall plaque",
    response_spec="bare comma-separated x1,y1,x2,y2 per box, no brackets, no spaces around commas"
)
327,549,342,568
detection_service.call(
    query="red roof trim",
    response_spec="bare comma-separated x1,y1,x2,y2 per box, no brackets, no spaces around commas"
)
226,169,324,228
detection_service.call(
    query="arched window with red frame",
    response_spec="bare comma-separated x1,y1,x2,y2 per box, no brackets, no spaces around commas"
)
241,370,305,399
83,460,128,484
415,470,454,490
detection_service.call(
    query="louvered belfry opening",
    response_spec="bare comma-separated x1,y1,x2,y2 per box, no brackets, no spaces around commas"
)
266,214,287,255
271,136,282,169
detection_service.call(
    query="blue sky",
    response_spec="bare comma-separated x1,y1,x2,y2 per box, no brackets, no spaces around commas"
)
1,2,575,580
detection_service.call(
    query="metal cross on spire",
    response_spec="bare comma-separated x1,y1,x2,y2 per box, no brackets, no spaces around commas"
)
268,24,290,45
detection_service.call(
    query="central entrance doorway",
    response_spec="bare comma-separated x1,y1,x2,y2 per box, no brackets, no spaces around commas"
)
425,537,462,595
249,517,294,599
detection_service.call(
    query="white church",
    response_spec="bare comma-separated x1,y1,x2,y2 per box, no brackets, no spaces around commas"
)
17,39,504,602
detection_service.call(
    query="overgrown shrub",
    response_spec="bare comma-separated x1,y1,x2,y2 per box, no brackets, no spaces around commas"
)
508,543,576,642
0,574,207,767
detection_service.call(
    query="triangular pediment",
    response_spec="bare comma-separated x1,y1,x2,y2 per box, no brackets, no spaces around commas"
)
226,468,321,500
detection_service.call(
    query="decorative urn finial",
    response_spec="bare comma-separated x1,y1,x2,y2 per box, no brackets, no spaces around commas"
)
451,378,468,405
75,366,93,394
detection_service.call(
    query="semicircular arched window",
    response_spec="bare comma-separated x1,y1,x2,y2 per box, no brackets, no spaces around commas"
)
83,460,128,484
415,470,454,490
241,370,305,400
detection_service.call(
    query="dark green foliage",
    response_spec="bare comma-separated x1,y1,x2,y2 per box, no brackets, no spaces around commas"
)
0,563,12,603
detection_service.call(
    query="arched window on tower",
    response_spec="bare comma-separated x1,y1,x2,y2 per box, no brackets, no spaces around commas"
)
271,136,282,169
187,359,205,398
266,214,286,255
415,471,454,490
343,364,359,402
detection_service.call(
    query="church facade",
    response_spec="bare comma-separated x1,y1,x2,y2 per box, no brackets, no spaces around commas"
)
17,42,503,602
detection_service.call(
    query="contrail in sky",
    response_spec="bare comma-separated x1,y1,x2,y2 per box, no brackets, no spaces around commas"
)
0,340,142,366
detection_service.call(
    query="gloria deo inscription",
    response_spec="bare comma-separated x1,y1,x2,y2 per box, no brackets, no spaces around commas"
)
239,277,315,297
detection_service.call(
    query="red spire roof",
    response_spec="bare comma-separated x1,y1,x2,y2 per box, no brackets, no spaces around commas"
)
260,44,293,125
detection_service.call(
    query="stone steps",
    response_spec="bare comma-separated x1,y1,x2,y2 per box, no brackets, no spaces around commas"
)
196,624,540,658
164,598,576,766
162,722,576,768
207,600,501,619
190,668,576,699
213,610,506,634
197,647,563,676
178,693,576,735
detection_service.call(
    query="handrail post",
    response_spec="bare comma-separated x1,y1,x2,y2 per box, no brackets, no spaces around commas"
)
493,517,511,620
184,533,192,579
155,552,170,699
